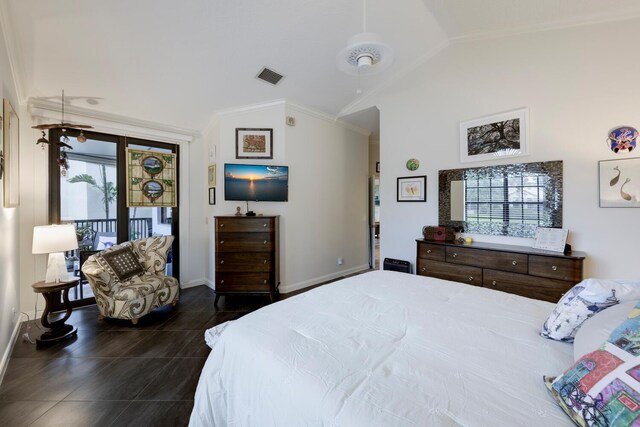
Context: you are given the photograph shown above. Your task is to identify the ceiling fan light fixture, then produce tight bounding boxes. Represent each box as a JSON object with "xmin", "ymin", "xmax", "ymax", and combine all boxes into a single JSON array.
[{"xmin": 77, "ymin": 130, "xmax": 87, "ymax": 143}]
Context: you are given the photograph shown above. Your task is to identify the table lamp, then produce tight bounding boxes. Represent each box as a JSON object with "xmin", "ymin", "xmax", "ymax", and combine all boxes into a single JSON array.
[{"xmin": 32, "ymin": 224, "xmax": 79, "ymax": 283}]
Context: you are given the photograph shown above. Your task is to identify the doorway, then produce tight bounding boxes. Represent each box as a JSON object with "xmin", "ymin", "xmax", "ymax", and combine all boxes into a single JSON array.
[{"xmin": 48, "ymin": 129, "xmax": 179, "ymax": 309}]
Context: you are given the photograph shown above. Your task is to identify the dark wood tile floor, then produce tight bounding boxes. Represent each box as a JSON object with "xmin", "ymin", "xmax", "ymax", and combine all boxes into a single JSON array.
[{"xmin": 0, "ymin": 286, "xmax": 273, "ymax": 427}]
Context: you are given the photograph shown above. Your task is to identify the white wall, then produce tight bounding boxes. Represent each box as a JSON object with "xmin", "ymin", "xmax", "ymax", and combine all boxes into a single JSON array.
[
  {"xmin": 0, "ymin": 16, "xmax": 21, "ymax": 382},
  {"xmin": 366, "ymin": 20, "xmax": 640, "ymax": 279},
  {"xmin": 204, "ymin": 101, "xmax": 370, "ymax": 293}
]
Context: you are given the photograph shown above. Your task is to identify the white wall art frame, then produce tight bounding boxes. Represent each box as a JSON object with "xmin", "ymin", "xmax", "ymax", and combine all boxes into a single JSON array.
[{"xmin": 460, "ymin": 108, "xmax": 529, "ymax": 163}]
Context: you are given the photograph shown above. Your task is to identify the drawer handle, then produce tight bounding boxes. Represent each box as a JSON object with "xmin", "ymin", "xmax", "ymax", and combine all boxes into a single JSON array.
[
  {"xmin": 263, "ymin": 240, "xmax": 267, "ymax": 244},
  {"xmin": 452, "ymin": 253, "xmax": 458, "ymax": 258},
  {"xmin": 220, "ymin": 280, "xmax": 224, "ymax": 284},
  {"xmin": 492, "ymin": 280, "xmax": 497, "ymax": 286},
  {"xmin": 220, "ymin": 240, "xmax": 224, "ymax": 244},
  {"xmin": 552, "ymin": 266, "xmax": 558, "ymax": 271},
  {"xmin": 220, "ymin": 223, "xmax": 224, "ymax": 227},
  {"xmin": 263, "ymin": 280, "xmax": 267, "ymax": 284},
  {"xmin": 426, "ymin": 249, "xmax": 432, "ymax": 254},
  {"xmin": 263, "ymin": 223, "xmax": 267, "ymax": 227},
  {"xmin": 220, "ymin": 260, "xmax": 224, "ymax": 264},
  {"xmin": 263, "ymin": 260, "xmax": 267, "ymax": 264},
  {"xmin": 512, "ymin": 260, "xmax": 517, "ymax": 266},
  {"xmin": 468, "ymin": 276, "xmax": 473, "ymax": 281},
  {"xmin": 421, "ymin": 267, "xmax": 426, "ymax": 272}
]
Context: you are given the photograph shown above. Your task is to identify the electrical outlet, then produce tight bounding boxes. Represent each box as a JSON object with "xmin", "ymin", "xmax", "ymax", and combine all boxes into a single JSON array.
[
  {"xmin": 337, "ymin": 257, "xmax": 344, "ymax": 265},
  {"xmin": 11, "ymin": 307, "xmax": 16, "ymax": 321}
]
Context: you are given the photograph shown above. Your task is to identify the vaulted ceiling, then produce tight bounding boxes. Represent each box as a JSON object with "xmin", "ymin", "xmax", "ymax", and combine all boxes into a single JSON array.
[{"xmin": 2, "ymin": 0, "xmax": 639, "ymax": 133}]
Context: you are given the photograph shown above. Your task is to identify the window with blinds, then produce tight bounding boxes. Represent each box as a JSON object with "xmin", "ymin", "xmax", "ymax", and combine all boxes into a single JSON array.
[{"xmin": 464, "ymin": 174, "xmax": 547, "ymax": 224}]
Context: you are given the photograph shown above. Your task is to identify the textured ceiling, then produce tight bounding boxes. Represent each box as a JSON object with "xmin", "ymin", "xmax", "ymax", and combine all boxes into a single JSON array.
[{"xmin": 2, "ymin": 0, "xmax": 639, "ymax": 133}]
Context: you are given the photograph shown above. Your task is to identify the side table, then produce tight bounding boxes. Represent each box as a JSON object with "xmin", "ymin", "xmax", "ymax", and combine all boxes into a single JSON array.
[{"xmin": 31, "ymin": 279, "xmax": 79, "ymax": 345}]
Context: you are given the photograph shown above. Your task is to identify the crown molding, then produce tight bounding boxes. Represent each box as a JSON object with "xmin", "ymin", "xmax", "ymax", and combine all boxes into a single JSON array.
[
  {"xmin": 0, "ymin": 1, "xmax": 25, "ymax": 103},
  {"xmin": 285, "ymin": 101, "xmax": 370, "ymax": 137},
  {"xmin": 28, "ymin": 98, "xmax": 200, "ymax": 143}
]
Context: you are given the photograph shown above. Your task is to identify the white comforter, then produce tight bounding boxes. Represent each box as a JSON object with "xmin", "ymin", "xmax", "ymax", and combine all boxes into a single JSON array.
[{"xmin": 190, "ymin": 270, "xmax": 573, "ymax": 426}]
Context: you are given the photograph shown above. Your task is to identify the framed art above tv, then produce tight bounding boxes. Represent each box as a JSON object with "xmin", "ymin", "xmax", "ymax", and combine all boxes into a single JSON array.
[{"xmin": 224, "ymin": 163, "xmax": 288, "ymax": 202}]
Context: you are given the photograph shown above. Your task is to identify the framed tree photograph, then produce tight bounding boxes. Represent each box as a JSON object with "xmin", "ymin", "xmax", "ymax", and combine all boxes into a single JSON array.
[
  {"xmin": 599, "ymin": 158, "xmax": 640, "ymax": 208},
  {"xmin": 236, "ymin": 128, "xmax": 273, "ymax": 159},
  {"xmin": 397, "ymin": 175, "xmax": 426, "ymax": 202},
  {"xmin": 460, "ymin": 108, "xmax": 529, "ymax": 163}
]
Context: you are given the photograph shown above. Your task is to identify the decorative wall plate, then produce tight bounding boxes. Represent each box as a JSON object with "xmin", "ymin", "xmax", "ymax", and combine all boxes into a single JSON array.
[
  {"xmin": 142, "ymin": 155, "xmax": 164, "ymax": 176},
  {"xmin": 608, "ymin": 126, "xmax": 637, "ymax": 153},
  {"xmin": 142, "ymin": 180, "xmax": 164, "ymax": 202},
  {"xmin": 406, "ymin": 158, "xmax": 420, "ymax": 171}
]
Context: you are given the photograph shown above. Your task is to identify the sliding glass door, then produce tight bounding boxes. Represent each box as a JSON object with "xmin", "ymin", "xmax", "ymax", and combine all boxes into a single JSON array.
[{"xmin": 48, "ymin": 129, "xmax": 179, "ymax": 310}]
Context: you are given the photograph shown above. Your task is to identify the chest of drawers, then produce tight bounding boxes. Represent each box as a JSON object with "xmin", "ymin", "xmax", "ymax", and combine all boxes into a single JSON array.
[
  {"xmin": 214, "ymin": 216, "xmax": 280, "ymax": 304},
  {"xmin": 416, "ymin": 239, "xmax": 586, "ymax": 302}
]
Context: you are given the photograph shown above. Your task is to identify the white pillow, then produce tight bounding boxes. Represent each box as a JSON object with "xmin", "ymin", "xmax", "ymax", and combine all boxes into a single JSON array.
[
  {"xmin": 573, "ymin": 300, "xmax": 639, "ymax": 361},
  {"xmin": 540, "ymin": 278, "xmax": 640, "ymax": 342}
]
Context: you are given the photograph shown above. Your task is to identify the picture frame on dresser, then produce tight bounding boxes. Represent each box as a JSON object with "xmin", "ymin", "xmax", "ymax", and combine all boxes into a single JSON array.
[{"xmin": 599, "ymin": 158, "xmax": 640, "ymax": 208}]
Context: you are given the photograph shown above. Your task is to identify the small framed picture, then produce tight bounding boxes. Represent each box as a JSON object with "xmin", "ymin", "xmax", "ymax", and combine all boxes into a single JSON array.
[
  {"xmin": 460, "ymin": 108, "xmax": 529, "ymax": 163},
  {"xmin": 208, "ymin": 187, "xmax": 216, "ymax": 205},
  {"xmin": 208, "ymin": 164, "xmax": 216, "ymax": 187},
  {"xmin": 397, "ymin": 175, "xmax": 426, "ymax": 202},
  {"xmin": 376, "ymin": 162, "xmax": 380, "ymax": 174},
  {"xmin": 236, "ymin": 128, "xmax": 273, "ymax": 159}
]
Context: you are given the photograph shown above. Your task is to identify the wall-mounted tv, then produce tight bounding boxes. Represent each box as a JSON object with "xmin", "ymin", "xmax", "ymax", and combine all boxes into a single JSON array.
[{"xmin": 224, "ymin": 164, "xmax": 289, "ymax": 202}]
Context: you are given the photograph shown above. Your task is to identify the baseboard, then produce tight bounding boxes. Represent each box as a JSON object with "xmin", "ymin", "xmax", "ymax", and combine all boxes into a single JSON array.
[
  {"xmin": 181, "ymin": 278, "xmax": 207, "ymax": 289},
  {"xmin": 279, "ymin": 264, "xmax": 370, "ymax": 294},
  {"xmin": 0, "ymin": 314, "xmax": 24, "ymax": 387}
]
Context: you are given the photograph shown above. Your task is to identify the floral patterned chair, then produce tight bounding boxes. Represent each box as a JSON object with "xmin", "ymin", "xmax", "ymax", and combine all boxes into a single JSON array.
[{"xmin": 81, "ymin": 235, "xmax": 179, "ymax": 325}]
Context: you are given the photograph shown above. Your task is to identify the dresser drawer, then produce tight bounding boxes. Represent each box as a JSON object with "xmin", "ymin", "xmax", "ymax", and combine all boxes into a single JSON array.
[
  {"xmin": 216, "ymin": 217, "xmax": 275, "ymax": 233},
  {"xmin": 216, "ymin": 232, "xmax": 274, "ymax": 252},
  {"xmin": 483, "ymin": 269, "xmax": 573, "ymax": 302},
  {"xmin": 216, "ymin": 273, "xmax": 274, "ymax": 292},
  {"xmin": 417, "ymin": 242, "xmax": 445, "ymax": 261},
  {"xmin": 446, "ymin": 246, "xmax": 528, "ymax": 274},
  {"xmin": 216, "ymin": 253, "xmax": 273, "ymax": 272},
  {"xmin": 417, "ymin": 259, "xmax": 482, "ymax": 287},
  {"xmin": 529, "ymin": 255, "xmax": 583, "ymax": 282}
]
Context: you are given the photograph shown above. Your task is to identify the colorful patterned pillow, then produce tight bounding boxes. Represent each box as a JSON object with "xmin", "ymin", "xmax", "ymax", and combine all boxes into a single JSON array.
[
  {"xmin": 541, "ymin": 278, "xmax": 640, "ymax": 342},
  {"xmin": 95, "ymin": 246, "xmax": 144, "ymax": 282},
  {"xmin": 544, "ymin": 301, "xmax": 640, "ymax": 426}
]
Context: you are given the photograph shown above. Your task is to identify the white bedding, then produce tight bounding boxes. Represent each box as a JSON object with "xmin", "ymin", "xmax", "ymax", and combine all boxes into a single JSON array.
[{"xmin": 190, "ymin": 270, "xmax": 573, "ymax": 426}]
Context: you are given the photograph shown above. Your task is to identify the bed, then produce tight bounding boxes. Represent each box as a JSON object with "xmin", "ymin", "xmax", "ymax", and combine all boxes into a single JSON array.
[{"xmin": 190, "ymin": 270, "xmax": 573, "ymax": 426}]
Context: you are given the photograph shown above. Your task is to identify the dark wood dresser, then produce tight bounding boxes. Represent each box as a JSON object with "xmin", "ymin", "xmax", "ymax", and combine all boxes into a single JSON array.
[
  {"xmin": 214, "ymin": 216, "xmax": 280, "ymax": 304},
  {"xmin": 416, "ymin": 239, "xmax": 586, "ymax": 302}
]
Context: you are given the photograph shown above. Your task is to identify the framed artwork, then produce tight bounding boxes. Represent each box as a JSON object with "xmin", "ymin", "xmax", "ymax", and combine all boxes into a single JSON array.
[
  {"xmin": 236, "ymin": 128, "xmax": 273, "ymax": 159},
  {"xmin": 3, "ymin": 99, "xmax": 19, "ymax": 207},
  {"xmin": 599, "ymin": 158, "xmax": 640, "ymax": 207},
  {"xmin": 208, "ymin": 164, "xmax": 216, "ymax": 186},
  {"xmin": 126, "ymin": 148, "xmax": 177, "ymax": 207},
  {"xmin": 376, "ymin": 162, "xmax": 380, "ymax": 174},
  {"xmin": 397, "ymin": 175, "xmax": 426, "ymax": 202},
  {"xmin": 460, "ymin": 108, "xmax": 529, "ymax": 163},
  {"xmin": 209, "ymin": 187, "xmax": 216, "ymax": 205}
]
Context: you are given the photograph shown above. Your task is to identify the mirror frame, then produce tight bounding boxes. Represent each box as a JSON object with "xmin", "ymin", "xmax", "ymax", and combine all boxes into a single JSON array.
[{"xmin": 438, "ymin": 160, "xmax": 563, "ymax": 238}]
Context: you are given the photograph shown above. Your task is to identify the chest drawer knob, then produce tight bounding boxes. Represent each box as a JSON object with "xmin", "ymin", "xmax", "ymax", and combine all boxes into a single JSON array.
[
  {"xmin": 263, "ymin": 240, "xmax": 268, "ymax": 244},
  {"xmin": 421, "ymin": 267, "xmax": 426, "ymax": 272},
  {"xmin": 220, "ymin": 280, "xmax": 224, "ymax": 284},
  {"xmin": 263, "ymin": 223, "xmax": 267, "ymax": 228},
  {"xmin": 452, "ymin": 253, "xmax": 458, "ymax": 258},
  {"xmin": 220, "ymin": 260, "xmax": 224, "ymax": 264},
  {"xmin": 220, "ymin": 240, "xmax": 224, "ymax": 244},
  {"xmin": 220, "ymin": 223, "xmax": 224, "ymax": 228},
  {"xmin": 552, "ymin": 265, "xmax": 558, "ymax": 271},
  {"xmin": 512, "ymin": 260, "xmax": 518, "ymax": 266},
  {"xmin": 492, "ymin": 280, "xmax": 497, "ymax": 286},
  {"xmin": 426, "ymin": 249, "xmax": 432, "ymax": 254},
  {"xmin": 263, "ymin": 260, "xmax": 267, "ymax": 264},
  {"xmin": 263, "ymin": 279, "xmax": 267, "ymax": 284},
  {"xmin": 468, "ymin": 276, "xmax": 474, "ymax": 282}
]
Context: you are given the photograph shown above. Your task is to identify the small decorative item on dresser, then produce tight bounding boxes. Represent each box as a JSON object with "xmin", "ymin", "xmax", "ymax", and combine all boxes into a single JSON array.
[{"xmin": 422, "ymin": 226, "xmax": 456, "ymax": 242}]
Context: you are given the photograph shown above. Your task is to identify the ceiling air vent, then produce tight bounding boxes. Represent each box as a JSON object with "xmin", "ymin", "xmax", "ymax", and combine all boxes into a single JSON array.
[{"xmin": 256, "ymin": 67, "xmax": 285, "ymax": 86}]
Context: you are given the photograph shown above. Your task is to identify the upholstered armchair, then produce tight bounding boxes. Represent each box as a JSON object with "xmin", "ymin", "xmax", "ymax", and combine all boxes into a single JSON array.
[{"xmin": 81, "ymin": 235, "xmax": 179, "ymax": 325}]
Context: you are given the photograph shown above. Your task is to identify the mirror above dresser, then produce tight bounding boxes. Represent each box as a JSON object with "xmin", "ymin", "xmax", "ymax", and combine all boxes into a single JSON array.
[{"xmin": 438, "ymin": 160, "xmax": 563, "ymax": 238}]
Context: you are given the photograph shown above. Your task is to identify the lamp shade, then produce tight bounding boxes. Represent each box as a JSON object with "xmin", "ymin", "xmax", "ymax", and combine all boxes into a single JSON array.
[{"xmin": 32, "ymin": 224, "xmax": 79, "ymax": 254}]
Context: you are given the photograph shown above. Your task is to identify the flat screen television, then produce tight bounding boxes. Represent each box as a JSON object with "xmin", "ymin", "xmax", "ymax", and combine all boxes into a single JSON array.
[{"xmin": 224, "ymin": 164, "xmax": 289, "ymax": 202}]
